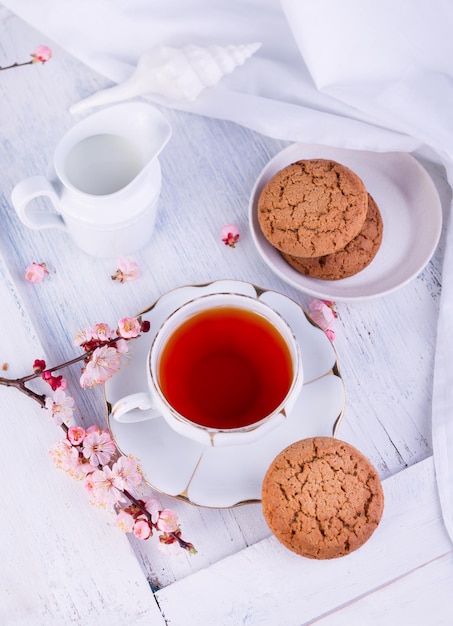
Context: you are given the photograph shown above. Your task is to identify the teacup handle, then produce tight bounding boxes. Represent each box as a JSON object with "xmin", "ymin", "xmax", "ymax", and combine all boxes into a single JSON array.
[
  {"xmin": 11, "ymin": 175, "xmax": 66, "ymax": 231},
  {"xmin": 111, "ymin": 392, "xmax": 163, "ymax": 423}
]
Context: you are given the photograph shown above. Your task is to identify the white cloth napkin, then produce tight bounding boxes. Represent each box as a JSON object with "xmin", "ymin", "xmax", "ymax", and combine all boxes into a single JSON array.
[
  {"xmin": 281, "ymin": 0, "xmax": 453, "ymax": 543},
  {"xmin": 5, "ymin": 0, "xmax": 419, "ymax": 150},
  {"xmin": 5, "ymin": 0, "xmax": 453, "ymax": 540}
]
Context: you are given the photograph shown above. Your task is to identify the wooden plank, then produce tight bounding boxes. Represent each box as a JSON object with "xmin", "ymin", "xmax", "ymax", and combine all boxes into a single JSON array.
[
  {"xmin": 312, "ymin": 552, "xmax": 453, "ymax": 624},
  {"xmin": 155, "ymin": 456, "xmax": 452, "ymax": 625},
  {"xmin": 0, "ymin": 257, "xmax": 164, "ymax": 626}
]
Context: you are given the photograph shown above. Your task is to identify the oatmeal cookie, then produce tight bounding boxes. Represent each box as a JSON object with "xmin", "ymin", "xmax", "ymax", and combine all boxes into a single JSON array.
[
  {"xmin": 282, "ymin": 194, "xmax": 383, "ymax": 280},
  {"xmin": 261, "ymin": 437, "xmax": 384, "ymax": 559},
  {"xmin": 257, "ymin": 159, "xmax": 368, "ymax": 257}
]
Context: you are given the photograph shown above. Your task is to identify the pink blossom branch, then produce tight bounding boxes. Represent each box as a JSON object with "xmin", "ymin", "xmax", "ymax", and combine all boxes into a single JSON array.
[
  {"xmin": 122, "ymin": 489, "xmax": 196, "ymax": 553},
  {"xmin": 0, "ymin": 46, "xmax": 52, "ymax": 72},
  {"xmin": 2, "ymin": 335, "xmax": 125, "ymax": 387},
  {"xmin": 0, "ymin": 334, "xmax": 130, "ymax": 437},
  {"xmin": 0, "ymin": 60, "xmax": 34, "ymax": 71},
  {"xmin": 0, "ymin": 316, "xmax": 195, "ymax": 553},
  {"xmin": 20, "ymin": 352, "xmax": 89, "ymax": 383},
  {"xmin": 0, "ymin": 376, "xmax": 47, "ymax": 407},
  {"xmin": 0, "ymin": 348, "xmax": 95, "ymax": 407}
]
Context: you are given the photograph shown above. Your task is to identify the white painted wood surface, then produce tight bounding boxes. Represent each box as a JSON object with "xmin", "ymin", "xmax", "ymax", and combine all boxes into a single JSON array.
[
  {"xmin": 0, "ymin": 256, "xmax": 164, "ymax": 626},
  {"xmin": 154, "ymin": 457, "xmax": 452, "ymax": 625},
  {"xmin": 0, "ymin": 5, "xmax": 452, "ymax": 624}
]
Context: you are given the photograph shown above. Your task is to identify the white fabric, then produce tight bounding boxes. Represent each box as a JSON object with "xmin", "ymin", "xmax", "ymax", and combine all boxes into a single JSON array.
[
  {"xmin": 4, "ymin": 0, "xmax": 453, "ymax": 540},
  {"xmin": 6, "ymin": 0, "xmax": 419, "ymax": 150}
]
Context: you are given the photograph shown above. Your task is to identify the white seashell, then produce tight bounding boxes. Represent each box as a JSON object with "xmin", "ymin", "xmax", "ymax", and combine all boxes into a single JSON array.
[{"xmin": 70, "ymin": 42, "xmax": 261, "ymax": 115}]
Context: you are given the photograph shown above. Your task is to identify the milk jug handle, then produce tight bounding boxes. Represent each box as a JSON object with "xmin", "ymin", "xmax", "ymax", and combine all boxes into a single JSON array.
[{"xmin": 11, "ymin": 175, "xmax": 66, "ymax": 231}]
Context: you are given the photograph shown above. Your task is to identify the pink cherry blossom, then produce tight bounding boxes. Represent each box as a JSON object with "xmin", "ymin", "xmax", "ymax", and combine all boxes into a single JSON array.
[
  {"xmin": 25, "ymin": 262, "xmax": 49, "ymax": 283},
  {"xmin": 133, "ymin": 520, "xmax": 151, "ymax": 540},
  {"xmin": 50, "ymin": 436, "xmax": 98, "ymax": 479},
  {"xmin": 44, "ymin": 390, "xmax": 75, "ymax": 426},
  {"xmin": 72, "ymin": 328, "xmax": 94, "ymax": 347},
  {"xmin": 118, "ymin": 317, "xmax": 141, "ymax": 339},
  {"xmin": 321, "ymin": 300, "xmax": 337, "ymax": 312},
  {"xmin": 31, "ymin": 45, "xmax": 52, "ymax": 64},
  {"xmin": 115, "ymin": 509, "xmax": 136, "ymax": 533},
  {"xmin": 114, "ymin": 338, "xmax": 129, "ymax": 354},
  {"xmin": 82, "ymin": 429, "xmax": 116, "ymax": 466},
  {"xmin": 86, "ymin": 424, "xmax": 101, "ymax": 435},
  {"xmin": 157, "ymin": 509, "xmax": 179, "ymax": 533},
  {"xmin": 67, "ymin": 425, "xmax": 86, "ymax": 446},
  {"xmin": 49, "ymin": 439, "xmax": 80, "ymax": 474},
  {"xmin": 88, "ymin": 467, "xmax": 125, "ymax": 507},
  {"xmin": 72, "ymin": 459, "xmax": 98, "ymax": 480},
  {"xmin": 110, "ymin": 455, "xmax": 142, "ymax": 493},
  {"xmin": 80, "ymin": 345, "xmax": 121, "ymax": 387},
  {"xmin": 84, "ymin": 472, "xmax": 96, "ymax": 496},
  {"xmin": 144, "ymin": 496, "xmax": 162, "ymax": 525},
  {"xmin": 111, "ymin": 257, "xmax": 139, "ymax": 283},
  {"xmin": 79, "ymin": 362, "xmax": 104, "ymax": 389},
  {"xmin": 221, "ymin": 224, "xmax": 240, "ymax": 248},
  {"xmin": 92, "ymin": 323, "xmax": 116, "ymax": 342},
  {"xmin": 308, "ymin": 299, "xmax": 338, "ymax": 341}
]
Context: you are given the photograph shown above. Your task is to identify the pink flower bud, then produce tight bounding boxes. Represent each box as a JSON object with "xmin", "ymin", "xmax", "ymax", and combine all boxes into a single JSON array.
[
  {"xmin": 157, "ymin": 509, "xmax": 179, "ymax": 533},
  {"xmin": 33, "ymin": 359, "xmax": 46, "ymax": 372},
  {"xmin": 133, "ymin": 520, "xmax": 151, "ymax": 540},
  {"xmin": 25, "ymin": 262, "xmax": 49, "ymax": 283},
  {"xmin": 221, "ymin": 224, "xmax": 240, "ymax": 248},
  {"xmin": 116, "ymin": 509, "xmax": 135, "ymax": 533},
  {"xmin": 67, "ymin": 426, "xmax": 86, "ymax": 446},
  {"xmin": 308, "ymin": 299, "xmax": 338, "ymax": 341},
  {"xmin": 31, "ymin": 45, "xmax": 52, "ymax": 64},
  {"xmin": 42, "ymin": 372, "xmax": 65, "ymax": 391},
  {"xmin": 111, "ymin": 257, "xmax": 139, "ymax": 283}
]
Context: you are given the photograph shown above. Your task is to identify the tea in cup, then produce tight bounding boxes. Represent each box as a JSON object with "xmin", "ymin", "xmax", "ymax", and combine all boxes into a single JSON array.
[{"xmin": 111, "ymin": 292, "xmax": 303, "ymax": 446}]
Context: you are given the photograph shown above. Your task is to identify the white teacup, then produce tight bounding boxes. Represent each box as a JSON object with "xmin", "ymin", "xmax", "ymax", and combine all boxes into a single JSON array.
[
  {"xmin": 11, "ymin": 102, "xmax": 171, "ymax": 258},
  {"xmin": 111, "ymin": 292, "xmax": 303, "ymax": 447}
]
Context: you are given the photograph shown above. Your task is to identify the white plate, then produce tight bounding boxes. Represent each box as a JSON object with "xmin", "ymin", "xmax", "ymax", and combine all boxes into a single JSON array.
[
  {"xmin": 105, "ymin": 280, "xmax": 345, "ymax": 508},
  {"xmin": 249, "ymin": 143, "xmax": 442, "ymax": 301}
]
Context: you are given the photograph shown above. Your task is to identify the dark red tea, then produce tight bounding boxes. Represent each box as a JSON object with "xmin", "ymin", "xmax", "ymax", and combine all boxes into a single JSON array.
[{"xmin": 157, "ymin": 306, "xmax": 293, "ymax": 429}]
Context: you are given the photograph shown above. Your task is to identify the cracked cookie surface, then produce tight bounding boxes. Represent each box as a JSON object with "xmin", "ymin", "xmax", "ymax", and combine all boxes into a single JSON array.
[
  {"xmin": 282, "ymin": 194, "xmax": 383, "ymax": 280},
  {"xmin": 261, "ymin": 437, "xmax": 384, "ymax": 559},
  {"xmin": 257, "ymin": 159, "xmax": 368, "ymax": 257}
]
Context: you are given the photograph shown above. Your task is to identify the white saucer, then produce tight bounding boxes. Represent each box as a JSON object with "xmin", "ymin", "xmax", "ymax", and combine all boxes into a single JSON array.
[
  {"xmin": 249, "ymin": 143, "xmax": 442, "ymax": 301},
  {"xmin": 105, "ymin": 280, "xmax": 345, "ymax": 508}
]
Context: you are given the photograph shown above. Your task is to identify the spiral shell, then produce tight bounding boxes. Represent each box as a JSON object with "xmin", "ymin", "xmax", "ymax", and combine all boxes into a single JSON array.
[
  {"xmin": 179, "ymin": 43, "xmax": 261, "ymax": 90},
  {"xmin": 70, "ymin": 42, "xmax": 261, "ymax": 114}
]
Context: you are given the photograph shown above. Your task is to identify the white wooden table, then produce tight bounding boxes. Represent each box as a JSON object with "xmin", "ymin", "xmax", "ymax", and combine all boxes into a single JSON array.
[{"xmin": 0, "ymin": 6, "xmax": 452, "ymax": 625}]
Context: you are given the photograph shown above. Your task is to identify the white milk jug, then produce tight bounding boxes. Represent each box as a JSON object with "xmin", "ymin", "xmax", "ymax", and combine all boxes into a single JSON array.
[{"xmin": 11, "ymin": 102, "xmax": 172, "ymax": 257}]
